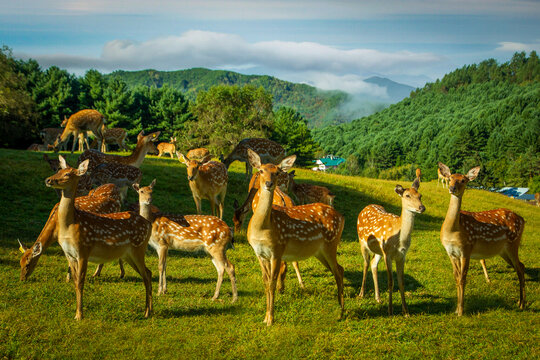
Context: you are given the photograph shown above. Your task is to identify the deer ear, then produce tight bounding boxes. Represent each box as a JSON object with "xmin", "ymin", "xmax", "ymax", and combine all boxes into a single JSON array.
[
  {"xmin": 412, "ymin": 177, "xmax": 420, "ymax": 191},
  {"xmin": 137, "ymin": 131, "xmax": 145, "ymax": 141},
  {"xmin": 289, "ymin": 170, "xmax": 296, "ymax": 177},
  {"xmin": 177, "ymin": 152, "xmax": 189, "ymax": 165},
  {"xmin": 395, "ymin": 185, "xmax": 405, "ymax": 196},
  {"xmin": 149, "ymin": 178, "xmax": 157, "ymax": 189},
  {"xmin": 18, "ymin": 239, "xmax": 28, "ymax": 253},
  {"xmin": 438, "ymin": 162, "xmax": 451, "ymax": 178},
  {"xmin": 58, "ymin": 155, "xmax": 68, "ymax": 169},
  {"xmin": 247, "ymin": 149, "xmax": 262, "ymax": 169},
  {"xmin": 201, "ymin": 154, "xmax": 213, "ymax": 164},
  {"xmin": 32, "ymin": 242, "xmax": 42, "ymax": 257},
  {"xmin": 279, "ymin": 155, "xmax": 296, "ymax": 172},
  {"xmin": 466, "ymin": 166, "xmax": 481, "ymax": 181},
  {"xmin": 132, "ymin": 183, "xmax": 140, "ymax": 193},
  {"xmin": 77, "ymin": 159, "xmax": 89, "ymax": 176}
]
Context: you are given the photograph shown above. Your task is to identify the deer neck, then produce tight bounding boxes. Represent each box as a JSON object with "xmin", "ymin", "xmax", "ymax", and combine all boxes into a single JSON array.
[
  {"xmin": 442, "ymin": 194, "xmax": 462, "ymax": 233},
  {"xmin": 57, "ymin": 182, "xmax": 78, "ymax": 231},
  {"xmin": 126, "ymin": 142, "xmax": 149, "ymax": 167},
  {"xmin": 398, "ymin": 208, "xmax": 416, "ymax": 249},
  {"xmin": 139, "ymin": 201, "xmax": 155, "ymax": 223},
  {"xmin": 251, "ymin": 186, "xmax": 274, "ymax": 229},
  {"xmin": 35, "ymin": 204, "xmax": 60, "ymax": 249}
]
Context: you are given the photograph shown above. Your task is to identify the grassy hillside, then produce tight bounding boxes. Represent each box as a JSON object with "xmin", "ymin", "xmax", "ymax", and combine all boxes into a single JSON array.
[
  {"xmin": 0, "ymin": 149, "xmax": 538, "ymax": 359},
  {"xmin": 107, "ymin": 68, "xmax": 349, "ymax": 128}
]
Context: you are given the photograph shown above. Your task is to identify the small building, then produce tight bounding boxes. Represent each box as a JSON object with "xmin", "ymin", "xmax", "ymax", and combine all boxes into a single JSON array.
[
  {"xmin": 497, "ymin": 187, "xmax": 536, "ymax": 201},
  {"xmin": 313, "ymin": 155, "xmax": 345, "ymax": 171}
]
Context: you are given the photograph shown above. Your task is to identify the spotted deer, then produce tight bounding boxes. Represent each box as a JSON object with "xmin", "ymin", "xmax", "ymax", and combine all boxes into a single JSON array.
[
  {"xmin": 78, "ymin": 131, "xmax": 160, "ymax": 173},
  {"xmin": 438, "ymin": 167, "xmax": 449, "ymax": 188},
  {"xmin": 246, "ymin": 149, "xmax": 345, "ymax": 325},
  {"xmin": 187, "ymin": 148, "xmax": 210, "ymax": 161},
  {"xmin": 157, "ymin": 137, "xmax": 177, "ymax": 158},
  {"xmin": 221, "ymin": 138, "xmax": 286, "ymax": 180},
  {"xmin": 44, "ymin": 156, "xmax": 153, "ymax": 320},
  {"xmin": 53, "ymin": 110, "xmax": 106, "ymax": 153},
  {"xmin": 90, "ymin": 127, "xmax": 129, "ymax": 152},
  {"xmin": 438, "ymin": 162, "xmax": 526, "ymax": 315},
  {"xmin": 44, "ymin": 154, "xmax": 93, "ymax": 198},
  {"xmin": 19, "ymin": 184, "xmax": 124, "ymax": 281},
  {"xmin": 357, "ymin": 177, "xmax": 425, "ymax": 315},
  {"xmin": 288, "ymin": 171, "xmax": 335, "ymax": 206},
  {"xmin": 90, "ymin": 162, "xmax": 143, "ymax": 202},
  {"xmin": 40, "ymin": 128, "xmax": 65, "ymax": 151},
  {"xmin": 415, "ymin": 168, "xmax": 422, "ymax": 182},
  {"xmin": 134, "ymin": 179, "xmax": 237, "ymax": 300},
  {"xmin": 233, "ymin": 171, "xmax": 305, "ymax": 291},
  {"xmin": 177, "ymin": 152, "xmax": 228, "ymax": 219}
]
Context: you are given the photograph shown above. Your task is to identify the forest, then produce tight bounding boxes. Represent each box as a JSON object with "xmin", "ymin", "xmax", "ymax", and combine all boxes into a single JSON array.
[{"xmin": 313, "ymin": 52, "xmax": 540, "ymax": 190}]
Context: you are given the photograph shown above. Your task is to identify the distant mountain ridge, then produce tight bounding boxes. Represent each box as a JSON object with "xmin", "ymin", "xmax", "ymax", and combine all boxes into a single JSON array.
[{"xmin": 364, "ymin": 76, "xmax": 416, "ymax": 103}]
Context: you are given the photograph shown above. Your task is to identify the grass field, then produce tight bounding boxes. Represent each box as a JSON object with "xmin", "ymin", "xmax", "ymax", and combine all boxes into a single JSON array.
[{"xmin": 0, "ymin": 149, "xmax": 538, "ymax": 359}]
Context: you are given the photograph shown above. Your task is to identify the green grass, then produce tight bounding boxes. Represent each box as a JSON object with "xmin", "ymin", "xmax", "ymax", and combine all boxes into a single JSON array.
[{"xmin": 0, "ymin": 148, "xmax": 538, "ymax": 359}]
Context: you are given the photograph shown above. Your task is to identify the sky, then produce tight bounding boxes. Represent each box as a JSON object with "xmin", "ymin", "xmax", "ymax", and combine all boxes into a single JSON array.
[{"xmin": 1, "ymin": 0, "xmax": 539, "ymax": 97}]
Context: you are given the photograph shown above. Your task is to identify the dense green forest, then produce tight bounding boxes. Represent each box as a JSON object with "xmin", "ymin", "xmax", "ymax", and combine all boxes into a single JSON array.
[
  {"xmin": 314, "ymin": 52, "xmax": 540, "ymax": 190},
  {"xmin": 108, "ymin": 68, "xmax": 350, "ymax": 128}
]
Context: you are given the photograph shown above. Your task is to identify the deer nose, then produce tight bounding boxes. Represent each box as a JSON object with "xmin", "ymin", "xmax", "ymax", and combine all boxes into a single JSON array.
[
  {"xmin": 419, "ymin": 205, "xmax": 426, "ymax": 213},
  {"xmin": 265, "ymin": 181, "xmax": 274, "ymax": 188},
  {"xmin": 188, "ymin": 175, "xmax": 195, "ymax": 181},
  {"xmin": 45, "ymin": 178, "xmax": 53, "ymax": 187},
  {"xmin": 449, "ymin": 185, "xmax": 455, "ymax": 193}
]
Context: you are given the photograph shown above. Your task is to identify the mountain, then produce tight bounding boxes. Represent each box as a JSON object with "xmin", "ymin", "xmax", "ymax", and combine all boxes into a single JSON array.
[{"xmin": 364, "ymin": 76, "xmax": 416, "ymax": 103}]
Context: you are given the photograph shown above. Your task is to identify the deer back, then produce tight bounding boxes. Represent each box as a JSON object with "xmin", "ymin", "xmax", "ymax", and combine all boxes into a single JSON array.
[{"xmin": 357, "ymin": 204, "xmax": 400, "ymax": 243}]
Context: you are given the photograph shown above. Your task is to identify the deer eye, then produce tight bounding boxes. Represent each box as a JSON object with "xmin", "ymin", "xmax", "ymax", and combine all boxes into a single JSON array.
[{"xmin": 405, "ymin": 194, "xmax": 410, "ymax": 198}]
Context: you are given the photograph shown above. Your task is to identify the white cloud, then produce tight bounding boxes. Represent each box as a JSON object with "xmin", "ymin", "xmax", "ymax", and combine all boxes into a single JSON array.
[{"xmin": 496, "ymin": 41, "xmax": 540, "ymax": 52}]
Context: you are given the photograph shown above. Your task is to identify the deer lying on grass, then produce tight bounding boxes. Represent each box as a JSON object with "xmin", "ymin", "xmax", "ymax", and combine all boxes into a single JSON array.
[
  {"xmin": 246, "ymin": 149, "xmax": 345, "ymax": 325},
  {"xmin": 233, "ymin": 171, "xmax": 305, "ymax": 291},
  {"xmin": 134, "ymin": 179, "xmax": 237, "ymax": 300},
  {"xmin": 19, "ymin": 184, "xmax": 125, "ymax": 281},
  {"xmin": 288, "ymin": 170, "xmax": 335, "ymax": 206},
  {"xmin": 357, "ymin": 177, "xmax": 425, "ymax": 315},
  {"xmin": 44, "ymin": 156, "xmax": 153, "ymax": 320},
  {"xmin": 157, "ymin": 137, "xmax": 177, "ymax": 158},
  {"xmin": 53, "ymin": 110, "xmax": 106, "ymax": 153},
  {"xmin": 438, "ymin": 162, "xmax": 526, "ymax": 315},
  {"xmin": 221, "ymin": 138, "xmax": 285, "ymax": 180},
  {"xmin": 177, "ymin": 152, "xmax": 228, "ymax": 219},
  {"xmin": 187, "ymin": 148, "xmax": 210, "ymax": 161}
]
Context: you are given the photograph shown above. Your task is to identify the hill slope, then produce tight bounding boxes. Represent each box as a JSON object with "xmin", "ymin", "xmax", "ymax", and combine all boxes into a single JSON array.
[{"xmin": 364, "ymin": 76, "xmax": 416, "ymax": 102}]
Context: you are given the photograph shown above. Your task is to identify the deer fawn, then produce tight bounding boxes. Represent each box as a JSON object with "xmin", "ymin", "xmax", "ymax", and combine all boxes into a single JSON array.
[
  {"xmin": 177, "ymin": 152, "xmax": 228, "ymax": 219},
  {"xmin": 357, "ymin": 177, "xmax": 425, "ymax": 315},
  {"xmin": 19, "ymin": 184, "xmax": 125, "ymax": 281},
  {"xmin": 288, "ymin": 170, "xmax": 335, "ymax": 206},
  {"xmin": 221, "ymin": 138, "xmax": 286, "ymax": 181},
  {"xmin": 438, "ymin": 167, "xmax": 449, "ymax": 188},
  {"xmin": 415, "ymin": 168, "xmax": 422, "ymax": 182},
  {"xmin": 44, "ymin": 156, "xmax": 153, "ymax": 320},
  {"xmin": 187, "ymin": 148, "xmax": 211, "ymax": 161},
  {"xmin": 157, "ymin": 137, "xmax": 177, "ymax": 158},
  {"xmin": 134, "ymin": 179, "xmax": 237, "ymax": 300},
  {"xmin": 53, "ymin": 110, "xmax": 106, "ymax": 153},
  {"xmin": 438, "ymin": 162, "xmax": 526, "ymax": 315},
  {"xmin": 246, "ymin": 149, "xmax": 345, "ymax": 325}
]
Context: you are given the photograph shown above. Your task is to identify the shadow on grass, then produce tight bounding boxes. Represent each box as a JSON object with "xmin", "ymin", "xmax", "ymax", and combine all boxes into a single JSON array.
[
  {"xmin": 157, "ymin": 304, "xmax": 239, "ymax": 318},
  {"xmin": 343, "ymin": 269, "xmax": 424, "ymax": 295}
]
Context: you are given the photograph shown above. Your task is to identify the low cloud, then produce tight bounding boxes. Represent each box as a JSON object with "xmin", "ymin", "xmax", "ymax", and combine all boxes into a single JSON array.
[{"xmin": 496, "ymin": 41, "xmax": 540, "ymax": 52}]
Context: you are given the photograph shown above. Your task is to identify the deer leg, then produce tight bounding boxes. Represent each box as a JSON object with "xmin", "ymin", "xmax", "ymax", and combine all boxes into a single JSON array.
[
  {"xmin": 74, "ymin": 258, "xmax": 88, "ymax": 321},
  {"xmin": 210, "ymin": 257, "xmax": 225, "ymax": 301},
  {"xmin": 210, "ymin": 196, "xmax": 217, "ymax": 217},
  {"xmin": 358, "ymin": 243, "xmax": 370, "ymax": 298},
  {"xmin": 316, "ymin": 250, "xmax": 345, "ymax": 319},
  {"xmin": 480, "ymin": 259, "xmax": 490, "ymax": 283},
  {"xmin": 193, "ymin": 195, "xmax": 202, "ymax": 215},
  {"xmin": 395, "ymin": 257, "xmax": 409, "ymax": 316},
  {"xmin": 71, "ymin": 132, "xmax": 78, "ymax": 153},
  {"xmin": 257, "ymin": 257, "xmax": 272, "ymax": 324},
  {"xmin": 292, "ymin": 261, "xmax": 305, "ymax": 289},
  {"xmin": 92, "ymin": 264, "xmax": 104, "ymax": 277},
  {"xmin": 266, "ymin": 257, "xmax": 281, "ymax": 326},
  {"xmin": 157, "ymin": 246, "xmax": 168, "ymax": 295},
  {"xmin": 118, "ymin": 259, "xmax": 125, "ymax": 279},
  {"xmin": 383, "ymin": 253, "xmax": 394, "ymax": 315},
  {"xmin": 277, "ymin": 261, "xmax": 287, "ymax": 293},
  {"xmin": 457, "ymin": 256, "xmax": 470, "ymax": 316},
  {"xmin": 225, "ymin": 258, "xmax": 237, "ymax": 303},
  {"xmin": 83, "ymin": 133, "xmax": 91, "ymax": 152},
  {"xmin": 125, "ymin": 252, "xmax": 153, "ymax": 318},
  {"xmin": 502, "ymin": 249, "xmax": 526, "ymax": 309},
  {"xmin": 66, "ymin": 266, "xmax": 72, "ymax": 282},
  {"xmin": 371, "ymin": 254, "xmax": 382, "ymax": 303},
  {"xmin": 219, "ymin": 189, "xmax": 226, "ymax": 220}
]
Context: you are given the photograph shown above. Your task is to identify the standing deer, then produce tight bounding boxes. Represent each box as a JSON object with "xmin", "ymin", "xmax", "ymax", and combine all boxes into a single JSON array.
[
  {"xmin": 19, "ymin": 184, "xmax": 124, "ymax": 281},
  {"xmin": 44, "ymin": 156, "xmax": 153, "ymax": 320},
  {"xmin": 157, "ymin": 137, "xmax": 177, "ymax": 158},
  {"xmin": 220, "ymin": 138, "xmax": 285, "ymax": 180},
  {"xmin": 53, "ymin": 110, "xmax": 106, "ymax": 153},
  {"xmin": 415, "ymin": 168, "xmax": 422, "ymax": 182},
  {"xmin": 134, "ymin": 179, "xmax": 237, "ymax": 300},
  {"xmin": 246, "ymin": 149, "xmax": 345, "ymax": 325},
  {"xmin": 187, "ymin": 148, "xmax": 210, "ymax": 161},
  {"xmin": 288, "ymin": 171, "xmax": 335, "ymax": 206},
  {"xmin": 177, "ymin": 152, "xmax": 228, "ymax": 219},
  {"xmin": 90, "ymin": 127, "xmax": 129, "ymax": 152},
  {"xmin": 357, "ymin": 177, "xmax": 425, "ymax": 315},
  {"xmin": 438, "ymin": 162, "xmax": 526, "ymax": 315},
  {"xmin": 438, "ymin": 167, "xmax": 449, "ymax": 188}
]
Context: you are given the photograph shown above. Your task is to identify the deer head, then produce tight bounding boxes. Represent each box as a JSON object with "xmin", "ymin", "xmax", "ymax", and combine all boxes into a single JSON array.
[
  {"xmin": 247, "ymin": 149, "xmax": 296, "ymax": 192},
  {"xmin": 133, "ymin": 179, "xmax": 156, "ymax": 206},
  {"xmin": 438, "ymin": 162, "xmax": 480, "ymax": 197},
  {"xmin": 19, "ymin": 240, "xmax": 42, "ymax": 281},
  {"xmin": 394, "ymin": 177, "xmax": 425, "ymax": 214},
  {"xmin": 177, "ymin": 152, "xmax": 213, "ymax": 181},
  {"xmin": 137, "ymin": 131, "xmax": 161, "ymax": 155},
  {"xmin": 45, "ymin": 156, "xmax": 89, "ymax": 189}
]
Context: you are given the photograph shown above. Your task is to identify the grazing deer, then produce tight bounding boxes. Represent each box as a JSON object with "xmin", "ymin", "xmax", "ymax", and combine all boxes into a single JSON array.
[
  {"xmin": 157, "ymin": 137, "xmax": 177, "ymax": 158},
  {"xmin": 246, "ymin": 149, "xmax": 345, "ymax": 325},
  {"xmin": 438, "ymin": 167, "xmax": 449, "ymax": 188},
  {"xmin": 90, "ymin": 127, "xmax": 129, "ymax": 152},
  {"xmin": 415, "ymin": 168, "xmax": 422, "ymax": 182},
  {"xmin": 134, "ymin": 179, "xmax": 237, "ymax": 300},
  {"xmin": 233, "ymin": 171, "xmax": 305, "ymax": 291},
  {"xmin": 19, "ymin": 184, "xmax": 124, "ymax": 281},
  {"xmin": 220, "ymin": 138, "xmax": 286, "ymax": 180},
  {"xmin": 438, "ymin": 162, "xmax": 526, "ymax": 315},
  {"xmin": 288, "ymin": 171, "xmax": 335, "ymax": 206},
  {"xmin": 357, "ymin": 177, "xmax": 425, "ymax": 315},
  {"xmin": 40, "ymin": 128, "xmax": 65, "ymax": 151},
  {"xmin": 187, "ymin": 148, "xmax": 210, "ymax": 161},
  {"xmin": 44, "ymin": 156, "xmax": 153, "ymax": 320},
  {"xmin": 78, "ymin": 131, "xmax": 160, "ymax": 172},
  {"xmin": 177, "ymin": 152, "xmax": 228, "ymax": 219},
  {"xmin": 53, "ymin": 110, "xmax": 106, "ymax": 153},
  {"xmin": 90, "ymin": 162, "xmax": 143, "ymax": 202}
]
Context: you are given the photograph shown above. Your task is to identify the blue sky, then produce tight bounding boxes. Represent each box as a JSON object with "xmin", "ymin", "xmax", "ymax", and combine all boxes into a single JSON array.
[{"xmin": 1, "ymin": 0, "xmax": 539, "ymax": 95}]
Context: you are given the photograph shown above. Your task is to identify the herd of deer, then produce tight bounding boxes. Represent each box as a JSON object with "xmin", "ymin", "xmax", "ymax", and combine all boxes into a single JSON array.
[{"xmin": 19, "ymin": 109, "xmax": 528, "ymax": 325}]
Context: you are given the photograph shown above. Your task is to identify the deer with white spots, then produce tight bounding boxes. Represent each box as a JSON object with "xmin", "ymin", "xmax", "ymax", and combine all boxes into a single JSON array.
[
  {"xmin": 53, "ymin": 110, "xmax": 106, "ymax": 153},
  {"xmin": 288, "ymin": 170, "xmax": 335, "ymax": 206},
  {"xmin": 438, "ymin": 167, "xmax": 450, "ymax": 188},
  {"xmin": 357, "ymin": 177, "xmax": 425, "ymax": 316},
  {"xmin": 177, "ymin": 152, "xmax": 228, "ymax": 219},
  {"xmin": 157, "ymin": 137, "xmax": 177, "ymax": 158},
  {"xmin": 246, "ymin": 149, "xmax": 345, "ymax": 326},
  {"xmin": 78, "ymin": 131, "xmax": 160, "ymax": 173},
  {"xmin": 44, "ymin": 156, "xmax": 153, "ymax": 320},
  {"xmin": 90, "ymin": 162, "xmax": 143, "ymax": 202},
  {"xmin": 134, "ymin": 179, "xmax": 237, "ymax": 300},
  {"xmin": 438, "ymin": 162, "xmax": 526, "ymax": 315},
  {"xmin": 187, "ymin": 147, "xmax": 210, "ymax": 161},
  {"xmin": 220, "ymin": 138, "xmax": 286, "ymax": 181},
  {"xmin": 89, "ymin": 126, "xmax": 129, "ymax": 152},
  {"xmin": 233, "ymin": 171, "xmax": 305, "ymax": 291},
  {"xmin": 19, "ymin": 184, "xmax": 125, "ymax": 281}
]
